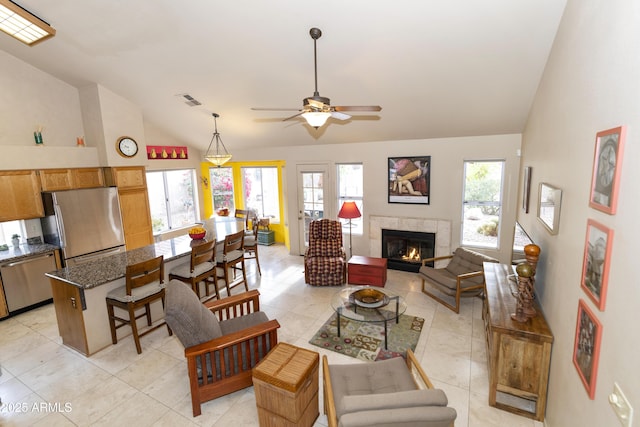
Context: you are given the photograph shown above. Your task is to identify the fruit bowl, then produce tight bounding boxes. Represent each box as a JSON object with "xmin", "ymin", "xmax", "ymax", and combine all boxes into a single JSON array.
[{"xmin": 189, "ymin": 232, "xmax": 206, "ymax": 240}]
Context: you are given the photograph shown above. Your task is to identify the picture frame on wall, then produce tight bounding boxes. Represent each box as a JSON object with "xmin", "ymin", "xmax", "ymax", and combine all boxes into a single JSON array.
[
  {"xmin": 523, "ymin": 166, "xmax": 532, "ymax": 213},
  {"xmin": 537, "ymin": 182, "xmax": 562, "ymax": 235},
  {"xmin": 388, "ymin": 156, "xmax": 431, "ymax": 205},
  {"xmin": 580, "ymin": 219, "xmax": 614, "ymax": 311},
  {"xmin": 573, "ymin": 299, "xmax": 603, "ymax": 399},
  {"xmin": 589, "ymin": 126, "xmax": 626, "ymax": 214}
]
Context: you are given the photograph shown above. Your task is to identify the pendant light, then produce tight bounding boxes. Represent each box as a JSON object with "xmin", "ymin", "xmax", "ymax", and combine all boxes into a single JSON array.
[{"xmin": 204, "ymin": 113, "xmax": 232, "ymax": 167}]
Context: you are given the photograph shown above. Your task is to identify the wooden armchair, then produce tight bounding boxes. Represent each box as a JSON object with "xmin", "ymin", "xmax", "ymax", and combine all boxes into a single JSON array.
[
  {"xmin": 418, "ymin": 247, "xmax": 498, "ymax": 313},
  {"xmin": 164, "ymin": 280, "xmax": 280, "ymax": 416},
  {"xmin": 323, "ymin": 350, "xmax": 456, "ymax": 427}
]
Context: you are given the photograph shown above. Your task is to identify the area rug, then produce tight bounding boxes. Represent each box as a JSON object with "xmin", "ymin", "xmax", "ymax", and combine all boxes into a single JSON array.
[{"xmin": 309, "ymin": 312, "xmax": 424, "ymax": 362}]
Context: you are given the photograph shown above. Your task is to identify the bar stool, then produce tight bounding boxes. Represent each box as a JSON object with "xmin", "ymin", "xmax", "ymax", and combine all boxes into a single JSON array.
[
  {"xmin": 216, "ymin": 230, "xmax": 248, "ymax": 296},
  {"xmin": 168, "ymin": 239, "xmax": 219, "ymax": 299},
  {"xmin": 106, "ymin": 255, "xmax": 171, "ymax": 354},
  {"xmin": 243, "ymin": 214, "xmax": 261, "ymax": 275}
]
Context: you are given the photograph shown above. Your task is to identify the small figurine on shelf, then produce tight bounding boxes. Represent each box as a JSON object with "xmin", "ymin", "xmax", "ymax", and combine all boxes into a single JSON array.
[{"xmin": 34, "ymin": 126, "xmax": 43, "ymax": 145}]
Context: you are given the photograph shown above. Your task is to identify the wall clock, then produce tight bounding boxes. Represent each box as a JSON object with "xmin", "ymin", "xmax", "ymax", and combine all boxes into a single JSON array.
[{"xmin": 116, "ymin": 136, "xmax": 139, "ymax": 158}]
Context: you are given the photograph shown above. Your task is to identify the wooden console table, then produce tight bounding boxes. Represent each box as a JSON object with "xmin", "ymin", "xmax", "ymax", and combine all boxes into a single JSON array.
[{"xmin": 482, "ymin": 262, "xmax": 553, "ymax": 421}]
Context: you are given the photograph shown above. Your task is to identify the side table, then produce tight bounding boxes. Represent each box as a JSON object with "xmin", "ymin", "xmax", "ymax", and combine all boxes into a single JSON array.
[
  {"xmin": 347, "ymin": 255, "xmax": 388, "ymax": 287},
  {"xmin": 252, "ymin": 342, "xmax": 319, "ymax": 427}
]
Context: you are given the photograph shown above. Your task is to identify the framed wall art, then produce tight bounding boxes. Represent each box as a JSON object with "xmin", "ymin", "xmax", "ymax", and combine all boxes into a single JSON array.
[
  {"xmin": 523, "ymin": 166, "xmax": 532, "ymax": 213},
  {"xmin": 388, "ymin": 156, "xmax": 431, "ymax": 205},
  {"xmin": 537, "ymin": 182, "xmax": 562, "ymax": 235},
  {"xmin": 589, "ymin": 126, "xmax": 626, "ymax": 214},
  {"xmin": 580, "ymin": 219, "xmax": 614, "ymax": 311},
  {"xmin": 572, "ymin": 299, "xmax": 602, "ymax": 400}
]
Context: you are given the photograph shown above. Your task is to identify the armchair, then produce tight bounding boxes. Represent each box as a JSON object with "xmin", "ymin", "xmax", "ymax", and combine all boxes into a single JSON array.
[
  {"xmin": 304, "ymin": 219, "xmax": 347, "ymax": 286},
  {"xmin": 323, "ymin": 350, "xmax": 457, "ymax": 427},
  {"xmin": 418, "ymin": 247, "xmax": 498, "ymax": 313},
  {"xmin": 164, "ymin": 280, "xmax": 280, "ymax": 416}
]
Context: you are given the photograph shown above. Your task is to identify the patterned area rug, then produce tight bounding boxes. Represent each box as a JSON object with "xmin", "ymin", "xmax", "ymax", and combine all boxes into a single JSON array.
[{"xmin": 309, "ymin": 312, "xmax": 424, "ymax": 361}]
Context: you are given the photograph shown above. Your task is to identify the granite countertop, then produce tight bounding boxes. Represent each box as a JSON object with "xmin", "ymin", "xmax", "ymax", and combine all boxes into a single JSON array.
[
  {"xmin": 0, "ymin": 243, "xmax": 60, "ymax": 263},
  {"xmin": 45, "ymin": 235, "xmax": 199, "ymax": 289}
]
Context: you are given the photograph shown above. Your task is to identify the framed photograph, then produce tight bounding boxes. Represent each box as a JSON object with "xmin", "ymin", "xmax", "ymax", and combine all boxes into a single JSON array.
[
  {"xmin": 589, "ymin": 126, "xmax": 626, "ymax": 214},
  {"xmin": 522, "ymin": 166, "xmax": 532, "ymax": 213},
  {"xmin": 580, "ymin": 219, "xmax": 614, "ymax": 311},
  {"xmin": 573, "ymin": 300, "xmax": 603, "ymax": 399},
  {"xmin": 388, "ymin": 156, "xmax": 430, "ymax": 204},
  {"xmin": 537, "ymin": 182, "xmax": 562, "ymax": 235}
]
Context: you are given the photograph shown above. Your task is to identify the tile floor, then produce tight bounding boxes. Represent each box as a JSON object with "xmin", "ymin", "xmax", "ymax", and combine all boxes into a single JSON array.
[{"xmin": 0, "ymin": 243, "xmax": 544, "ymax": 427}]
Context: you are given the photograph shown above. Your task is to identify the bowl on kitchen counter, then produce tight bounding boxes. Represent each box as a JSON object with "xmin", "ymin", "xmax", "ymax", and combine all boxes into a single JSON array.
[{"xmin": 189, "ymin": 232, "xmax": 206, "ymax": 240}]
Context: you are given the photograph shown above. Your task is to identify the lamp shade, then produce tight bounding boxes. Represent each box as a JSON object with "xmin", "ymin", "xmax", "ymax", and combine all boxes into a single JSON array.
[
  {"xmin": 338, "ymin": 201, "xmax": 361, "ymax": 219},
  {"xmin": 301, "ymin": 111, "xmax": 331, "ymax": 128}
]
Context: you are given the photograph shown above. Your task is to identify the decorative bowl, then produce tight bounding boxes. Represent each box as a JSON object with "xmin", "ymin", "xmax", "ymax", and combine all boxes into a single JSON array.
[
  {"xmin": 349, "ymin": 288, "xmax": 389, "ymax": 308},
  {"xmin": 217, "ymin": 208, "xmax": 229, "ymax": 216},
  {"xmin": 189, "ymin": 232, "xmax": 206, "ymax": 240}
]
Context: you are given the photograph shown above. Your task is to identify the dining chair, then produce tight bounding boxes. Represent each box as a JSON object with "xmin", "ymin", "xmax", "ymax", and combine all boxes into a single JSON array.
[{"xmin": 105, "ymin": 255, "xmax": 172, "ymax": 354}]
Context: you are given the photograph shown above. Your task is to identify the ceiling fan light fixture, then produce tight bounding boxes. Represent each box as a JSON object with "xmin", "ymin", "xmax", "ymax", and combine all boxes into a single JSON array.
[
  {"xmin": 302, "ymin": 111, "xmax": 331, "ymax": 128},
  {"xmin": 204, "ymin": 113, "xmax": 232, "ymax": 167}
]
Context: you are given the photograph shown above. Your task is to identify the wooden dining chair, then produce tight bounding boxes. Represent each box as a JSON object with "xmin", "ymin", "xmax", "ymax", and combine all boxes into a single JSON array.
[
  {"xmin": 216, "ymin": 230, "xmax": 248, "ymax": 296},
  {"xmin": 105, "ymin": 255, "xmax": 172, "ymax": 354},
  {"xmin": 168, "ymin": 239, "xmax": 219, "ymax": 299}
]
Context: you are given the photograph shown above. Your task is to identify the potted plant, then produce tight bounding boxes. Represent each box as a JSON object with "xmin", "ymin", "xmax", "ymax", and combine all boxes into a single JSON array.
[{"xmin": 11, "ymin": 234, "xmax": 20, "ymax": 248}]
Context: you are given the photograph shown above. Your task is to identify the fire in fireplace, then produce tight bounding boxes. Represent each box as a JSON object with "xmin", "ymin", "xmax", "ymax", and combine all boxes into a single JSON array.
[{"xmin": 382, "ymin": 229, "xmax": 436, "ymax": 272}]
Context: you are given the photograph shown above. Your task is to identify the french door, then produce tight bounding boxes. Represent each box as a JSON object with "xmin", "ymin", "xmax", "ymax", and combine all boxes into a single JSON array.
[{"xmin": 297, "ymin": 164, "xmax": 331, "ymax": 254}]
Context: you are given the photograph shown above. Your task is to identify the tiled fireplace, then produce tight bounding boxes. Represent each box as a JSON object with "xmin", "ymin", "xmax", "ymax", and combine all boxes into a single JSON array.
[
  {"xmin": 382, "ymin": 229, "xmax": 436, "ymax": 272},
  {"xmin": 369, "ymin": 216, "xmax": 452, "ymax": 271}
]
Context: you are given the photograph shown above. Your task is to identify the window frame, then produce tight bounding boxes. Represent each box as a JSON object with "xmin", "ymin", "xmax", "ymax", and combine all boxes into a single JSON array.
[
  {"xmin": 461, "ymin": 159, "xmax": 505, "ymax": 249},
  {"xmin": 146, "ymin": 169, "xmax": 198, "ymax": 234},
  {"xmin": 241, "ymin": 166, "xmax": 281, "ymax": 224},
  {"xmin": 337, "ymin": 163, "xmax": 364, "ymax": 235}
]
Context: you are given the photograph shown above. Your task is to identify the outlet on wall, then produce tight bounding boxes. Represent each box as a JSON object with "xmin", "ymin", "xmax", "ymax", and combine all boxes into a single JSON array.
[{"xmin": 609, "ymin": 382, "xmax": 633, "ymax": 427}]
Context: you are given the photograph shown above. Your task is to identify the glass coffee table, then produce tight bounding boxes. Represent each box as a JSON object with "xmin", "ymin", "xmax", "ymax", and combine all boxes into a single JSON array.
[{"xmin": 330, "ymin": 286, "xmax": 407, "ymax": 350}]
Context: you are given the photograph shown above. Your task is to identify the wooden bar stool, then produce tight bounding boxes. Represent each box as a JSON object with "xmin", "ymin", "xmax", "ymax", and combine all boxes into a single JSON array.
[
  {"xmin": 106, "ymin": 255, "xmax": 172, "ymax": 354},
  {"xmin": 168, "ymin": 239, "xmax": 219, "ymax": 299},
  {"xmin": 242, "ymin": 215, "xmax": 261, "ymax": 275},
  {"xmin": 216, "ymin": 230, "xmax": 248, "ymax": 296}
]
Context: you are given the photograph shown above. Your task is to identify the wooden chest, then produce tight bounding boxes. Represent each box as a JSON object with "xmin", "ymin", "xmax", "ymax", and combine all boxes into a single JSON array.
[
  {"xmin": 253, "ymin": 343, "xmax": 319, "ymax": 427},
  {"xmin": 348, "ymin": 256, "xmax": 388, "ymax": 287},
  {"xmin": 257, "ymin": 230, "xmax": 275, "ymax": 246}
]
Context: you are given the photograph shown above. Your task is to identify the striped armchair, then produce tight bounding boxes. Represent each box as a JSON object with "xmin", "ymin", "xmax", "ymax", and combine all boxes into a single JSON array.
[{"xmin": 304, "ymin": 219, "xmax": 347, "ymax": 286}]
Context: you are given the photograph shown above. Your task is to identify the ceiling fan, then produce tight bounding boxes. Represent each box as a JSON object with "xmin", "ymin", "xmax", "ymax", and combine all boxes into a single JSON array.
[{"xmin": 252, "ymin": 27, "xmax": 382, "ymax": 129}]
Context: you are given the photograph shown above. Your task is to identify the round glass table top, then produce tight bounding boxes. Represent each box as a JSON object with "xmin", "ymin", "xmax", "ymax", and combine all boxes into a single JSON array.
[{"xmin": 330, "ymin": 286, "xmax": 407, "ymax": 323}]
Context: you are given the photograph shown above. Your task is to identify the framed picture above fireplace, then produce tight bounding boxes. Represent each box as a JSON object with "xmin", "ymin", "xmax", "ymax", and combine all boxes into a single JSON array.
[{"xmin": 388, "ymin": 156, "xmax": 431, "ymax": 204}]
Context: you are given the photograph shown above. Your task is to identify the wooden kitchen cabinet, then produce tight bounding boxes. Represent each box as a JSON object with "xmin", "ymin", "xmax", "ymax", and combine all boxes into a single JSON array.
[
  {"xmin": 482, "ymin": 262, "xmax": 553, "ymax": 421},
  {"xmin": 50, "ymin": 277, "xmax": 88, "ymax": 354},
  {"xmin": 105, "ymin": 166, "xmax": 154, "ymax": 250},
  {"xmin": 0, "ymin": 170, "xmax": 44, "ymax": 221},
  {"xmin": 40, "ymin": 167, "xmax": 105, "ymax": 191},
  {"xmin": 0, "ymin": 275, "xmax": 8, "ymax": 319}
]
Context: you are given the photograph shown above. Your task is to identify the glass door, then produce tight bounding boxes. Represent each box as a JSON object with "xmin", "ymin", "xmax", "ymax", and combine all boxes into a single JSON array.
[{"xmin": 297, "ymin": 164, "xmax": 329, "ymax": 254}]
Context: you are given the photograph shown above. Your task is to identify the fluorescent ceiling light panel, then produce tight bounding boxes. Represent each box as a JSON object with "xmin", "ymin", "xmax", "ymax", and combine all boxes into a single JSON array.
[{"xmin": 0, "ymin": 0, "xmax": 55, "ymax": 46}]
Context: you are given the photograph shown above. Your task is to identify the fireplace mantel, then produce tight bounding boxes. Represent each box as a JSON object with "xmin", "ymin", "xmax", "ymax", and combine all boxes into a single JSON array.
[{"xmin": 369, "ymin": 216, "xmax": 452, "ymax": 264}]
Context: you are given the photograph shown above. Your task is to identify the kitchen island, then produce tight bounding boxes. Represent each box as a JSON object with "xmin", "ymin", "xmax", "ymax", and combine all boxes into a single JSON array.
[{"xmin": 46, "ymin": 217, "xmax": 243, "ymax": 356}]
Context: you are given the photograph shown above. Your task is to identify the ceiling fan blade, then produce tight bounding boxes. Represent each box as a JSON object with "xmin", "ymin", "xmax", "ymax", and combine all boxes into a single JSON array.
[
  {"xmin": 283, "ymin": 112, "xmax": 304, "ymax": 121},
  {"xmin": 251, "ymin": 107, "xmax": 302, "ymax": 111},
  {"xmin": 333, "ymin": 105, "xmax": 382, "ymax": 112},
  {"xmin": 331, "ymin": 111, "xmax": 351, "ymax": 120}
]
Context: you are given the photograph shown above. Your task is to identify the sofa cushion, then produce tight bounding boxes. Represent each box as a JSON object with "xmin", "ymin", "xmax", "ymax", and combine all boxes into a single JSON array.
[
  {"xmin": 341, "ymin": 389, "xmax": 448, "ymax": 415},
  {"xmin": 339, "ymin": 406, "xmax": 457, "ymax": 427},
  {"xmin": 165, "ymin": 280, "xmax": 222, "ymax": 348},
  {"xmin": 445, "ymin": 247, "xmax": 497, "ymax": 278},
  {"xmin": 219, "ymin": 311, "xmax": 270, "ymax": 335}
]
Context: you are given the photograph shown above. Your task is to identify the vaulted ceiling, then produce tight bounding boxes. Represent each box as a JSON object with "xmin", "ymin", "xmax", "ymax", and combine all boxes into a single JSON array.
[{"xmin": 0, "ymin": 0, "xmax": 567, "ymax": 151}]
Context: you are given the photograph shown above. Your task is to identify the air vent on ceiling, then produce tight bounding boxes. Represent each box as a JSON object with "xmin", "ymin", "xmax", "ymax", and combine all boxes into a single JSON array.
[{"xmin": 178, "ymin": 93, "xmax": 202, "ymax": 106}]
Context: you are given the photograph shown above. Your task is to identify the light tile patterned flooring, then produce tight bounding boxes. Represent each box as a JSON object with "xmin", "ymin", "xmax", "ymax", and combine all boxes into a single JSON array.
[{"xmin": 0, "ymin": 244, "xmax": 544, "ymax": 427}]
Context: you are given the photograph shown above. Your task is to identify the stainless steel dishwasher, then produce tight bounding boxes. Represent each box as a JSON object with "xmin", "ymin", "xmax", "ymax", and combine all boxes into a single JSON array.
[{"xmin": 1, "ymin": 251, "xmax": 58, "ymax": 313}]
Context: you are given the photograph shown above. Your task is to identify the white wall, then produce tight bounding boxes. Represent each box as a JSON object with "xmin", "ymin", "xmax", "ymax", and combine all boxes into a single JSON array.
[
  {"xmin": 520, "ymin": 1, "xmax": 640, "ymax": 425},
  {"xmin": 231, "ymin": 133, "xmax": 522, "ymax": 262}
]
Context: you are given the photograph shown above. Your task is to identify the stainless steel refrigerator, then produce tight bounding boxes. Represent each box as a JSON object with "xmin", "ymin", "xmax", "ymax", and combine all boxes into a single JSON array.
[{"xmin": 41, "ymin": 187, "xmax": 126, "ymax": 266}]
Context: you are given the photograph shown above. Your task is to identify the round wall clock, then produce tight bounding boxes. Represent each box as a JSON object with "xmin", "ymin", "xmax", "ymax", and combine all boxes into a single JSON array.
[{"xmin": 116, "ymin": 136, "xmax": 139, "ymax": 158}]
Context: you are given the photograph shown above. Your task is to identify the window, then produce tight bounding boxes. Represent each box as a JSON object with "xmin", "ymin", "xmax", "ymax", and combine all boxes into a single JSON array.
[
  {"xmin": 461, "ymin": 160, "xmax": 504, "ymax": 249},
  {"xmin": 146, "ymin": 169, "xmax": 197, "ymax": 233},
  {"xmin": 0, "ymin": 220, "xmax": 25, "ymax": 245},
  {"xmin": 209, "ymin": 167, "xmax": 235, "ymax": 213},
  {"xmin": 337, "ymin": 163, "xmax": 363, "ymax": 234},
  {"xmin": 242, "ymin": 167, "xmax": 280, "ymax": 223}
]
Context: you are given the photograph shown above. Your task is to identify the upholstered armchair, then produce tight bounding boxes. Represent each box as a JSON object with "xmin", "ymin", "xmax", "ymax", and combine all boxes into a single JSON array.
[
  {"xmin": 164, "ymin": 280, "xmax": 280, "ymax": 416},
  {"xmin": 418, "ymin": 247, "xmax": 499, "ymax": 313},
  {"xmin": 323, "ymin": 349, "xmax": 457, "ymax": 427},
  {"xmin": 304, "ymin": 219, "xmax": 347, "ymax": 286}
]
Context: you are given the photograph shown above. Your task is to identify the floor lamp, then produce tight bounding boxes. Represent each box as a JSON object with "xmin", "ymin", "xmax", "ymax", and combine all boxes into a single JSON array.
[{"xmin": 338, "ymin": 201, "xmax": 361, "ymax": 259}]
